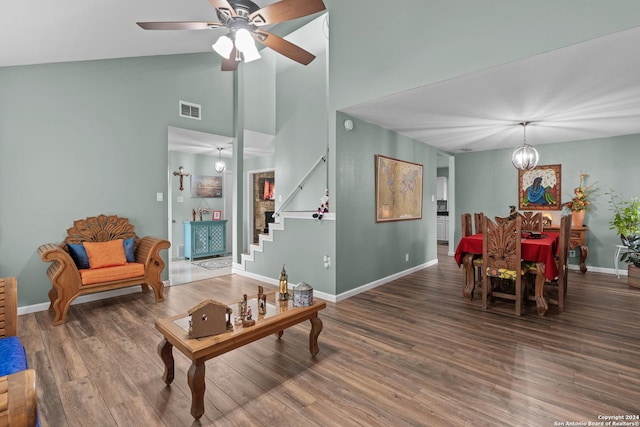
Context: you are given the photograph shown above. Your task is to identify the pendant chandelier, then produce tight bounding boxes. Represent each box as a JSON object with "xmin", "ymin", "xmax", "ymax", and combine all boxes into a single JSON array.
[
  {"xmin": 511, "ymin": 121, "xmax": 539, "ymax": 170},
  {"xmin": 215, "ymin": 147, "xmax": 226, "ymax": 173}
]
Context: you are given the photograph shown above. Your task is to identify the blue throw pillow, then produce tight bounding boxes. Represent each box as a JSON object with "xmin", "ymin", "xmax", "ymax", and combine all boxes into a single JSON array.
[
  {"xmin": 68, "ymin": 243, "xmax": 90, "ymax": 269},
  {"xmin": 123, "ymin": 237, "xmax": 135, "ymax": 262}
]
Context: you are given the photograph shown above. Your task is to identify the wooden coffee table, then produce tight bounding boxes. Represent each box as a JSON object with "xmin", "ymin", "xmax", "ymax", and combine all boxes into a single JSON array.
[{"xmin": 155, "ymin": 290, "xmax": 326, "ymax": 419}]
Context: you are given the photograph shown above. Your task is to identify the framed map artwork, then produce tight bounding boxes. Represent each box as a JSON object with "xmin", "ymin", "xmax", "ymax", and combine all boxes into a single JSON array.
[
  {"xmin": 518, "ymin": 164, "xmax": 562, "ymax": 210},
  {"xmin": 375, "ymin": 154, "xmax": 423, "ymax": 222}
]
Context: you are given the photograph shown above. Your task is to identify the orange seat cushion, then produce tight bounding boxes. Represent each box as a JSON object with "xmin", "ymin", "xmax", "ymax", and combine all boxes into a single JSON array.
[
  {"xmin": 83, "ymin": 240, "xmax": 127, "ymax": 268},
  {"xmin": 79, "ymin": 263, "xmax": 145, "ymax": 285}
]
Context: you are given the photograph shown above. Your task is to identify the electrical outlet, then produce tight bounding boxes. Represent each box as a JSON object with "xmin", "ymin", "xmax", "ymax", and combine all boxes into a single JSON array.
[
  {"xmin": 405, "ymin": 253, "xmax": 409, "ymax": 262},
  {"xmin": 569, "ymin": 250, "xmax": 576, "ymax": 257}
]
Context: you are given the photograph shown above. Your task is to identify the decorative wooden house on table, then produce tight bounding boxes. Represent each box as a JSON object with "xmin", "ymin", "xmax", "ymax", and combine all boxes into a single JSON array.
[{"xmin": 187, "ymin": 299, "xmax": 233, "ymax": 338}]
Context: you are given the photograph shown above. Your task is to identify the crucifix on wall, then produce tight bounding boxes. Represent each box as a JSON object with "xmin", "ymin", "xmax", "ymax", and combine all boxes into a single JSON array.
[{"xmin": 173, "ymin": 166, "xmax": 190, "ymax": 191}]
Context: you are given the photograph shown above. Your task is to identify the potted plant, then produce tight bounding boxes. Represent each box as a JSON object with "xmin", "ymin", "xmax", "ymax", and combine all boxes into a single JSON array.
[
  {"xmin": 608, "ymin": 191, "xmax": 640, "ymax": 288},
  {"xmin": 564, "ymin": 173, "xmax": 595, "ymax": 226}
]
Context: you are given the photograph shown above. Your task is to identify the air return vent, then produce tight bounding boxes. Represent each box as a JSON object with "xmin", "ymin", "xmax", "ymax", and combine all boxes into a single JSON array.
[{"xmin": 179, "ymin": 101, "xmax": 201, "ymax": 120}]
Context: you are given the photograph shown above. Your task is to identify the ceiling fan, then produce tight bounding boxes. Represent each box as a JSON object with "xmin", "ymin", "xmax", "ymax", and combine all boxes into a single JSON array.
[{"xmin": 137, "ymin": 0, "xmax": 326, "ymax": 71}]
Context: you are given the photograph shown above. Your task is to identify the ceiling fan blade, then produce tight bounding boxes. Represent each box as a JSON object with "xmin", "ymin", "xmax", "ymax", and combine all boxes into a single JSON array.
[
  {"xmin": 221, "ymin": 47, "xmax": 240, "ymax": 71},
  {"xmin": 208, "ymin": 0, "xmax": 237, "ymax": 17},
  {"xmin": 137, "ymin": 21, "xmax": 222, "ymax": 30},
  {"xmin": 249, "ymin": 0, "xmax": 326, "ymax": 26},
  {"xmin": 254, "ymin": 29, "xmax": 316, "ymax": 65}
]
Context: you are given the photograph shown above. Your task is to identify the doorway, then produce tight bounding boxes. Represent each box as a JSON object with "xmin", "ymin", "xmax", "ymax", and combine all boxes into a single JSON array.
[{"xmin": 167, "ymin": 126, "xmax": 234, "ymax": 285}]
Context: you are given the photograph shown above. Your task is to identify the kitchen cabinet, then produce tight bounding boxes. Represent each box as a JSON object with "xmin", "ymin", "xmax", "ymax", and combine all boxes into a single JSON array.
[
  {"xmin": 437, "ymin": 216, "xmax": 449, "ymax": 241},
  {"xmin": 184, "ymin": 220, "xmax": 227, "ymax": 260},
  {"xmin": 437, "ymin": 177, "xmax": 448, "ymax": 200}
]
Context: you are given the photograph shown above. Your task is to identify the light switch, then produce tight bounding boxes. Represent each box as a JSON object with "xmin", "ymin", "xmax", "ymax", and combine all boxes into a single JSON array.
[
  {"xmin": 156, "ymin": 192, "xmax": 163, "ymax": 202},
  {"xmin": 177, "ymin": 196, "xmax": 184, "ymax": 203}
]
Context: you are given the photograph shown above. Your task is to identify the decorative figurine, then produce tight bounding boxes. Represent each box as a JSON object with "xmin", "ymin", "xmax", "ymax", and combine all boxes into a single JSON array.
[
  {"xmin": 192, "ymin": 209, "xmax": 196, "ymax": 221},
  {"xmin": 234, "ymin": 302, "xmax": 243, "ymax": 325},
  {"xmin": 313, "ymin": 189, "xmax": 329, "ymax": 220},
  {"xmin": 279, "ymin": 265, "xmax": 289, "ymax": 300},
  {"xmin": 258, "ymin": 293, "xmax": 266, "ymax": 315}
]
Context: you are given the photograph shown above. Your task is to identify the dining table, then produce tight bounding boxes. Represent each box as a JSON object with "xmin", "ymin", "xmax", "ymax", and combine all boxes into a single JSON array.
[{"xmin": 454, "ymin": 231, "xmax": 560, "ymax": 316}]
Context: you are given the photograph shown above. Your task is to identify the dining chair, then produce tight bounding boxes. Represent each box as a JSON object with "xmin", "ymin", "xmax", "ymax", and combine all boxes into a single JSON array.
[
  {"xmin": 494, "ymin": 215, "xmax": 512, "ymax": 226},
  {"xmin": 461, "ymin": 213, "xmax": 473, "ymax": 237},
  {"xmin": 518, "ymin": 211, "xmax": 543, "ymax": 232},
  {"xmin": 472, "ymin": 212, "xmax": 486, "ymax": 286},
  {"xmin": 461, "ymin": 212, "xmax": 484, "ymax": 298},
  {"xmin": 473, "ymin": 212, "xmax": 485, "ymax": 235},
  {"xmin": 482, "ymin": 215, "xmax": 525, "ymax": 316},
  {"xmin": 526, "ymin": 214, "xmax": 572, "ymax": 313}
]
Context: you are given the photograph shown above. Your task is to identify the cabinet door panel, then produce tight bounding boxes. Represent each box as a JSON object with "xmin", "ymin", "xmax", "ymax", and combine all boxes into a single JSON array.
[{"xmin": 194, "ymin": 224, "xmax": 210, "ymax": 255}]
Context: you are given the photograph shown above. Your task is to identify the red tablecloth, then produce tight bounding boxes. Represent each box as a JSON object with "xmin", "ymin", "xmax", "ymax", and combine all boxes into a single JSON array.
[{"xmin": 454, "ymin": 232, "xmax": 560, "ymax": 281}]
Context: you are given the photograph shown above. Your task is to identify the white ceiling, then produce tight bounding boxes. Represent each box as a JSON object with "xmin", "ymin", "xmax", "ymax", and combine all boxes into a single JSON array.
[
  {"xmin": 3, "ymin": 1, "xmax": 640, "ymax": 155},
  {"xmin": 344, "ymin": 25, "xmax": 640, "ymax": 154}
]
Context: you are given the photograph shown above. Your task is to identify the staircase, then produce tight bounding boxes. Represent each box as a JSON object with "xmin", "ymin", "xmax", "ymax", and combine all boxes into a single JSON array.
[{"xmin": 239, "ymin": 215, "xmax": 286, "ymax": 268}]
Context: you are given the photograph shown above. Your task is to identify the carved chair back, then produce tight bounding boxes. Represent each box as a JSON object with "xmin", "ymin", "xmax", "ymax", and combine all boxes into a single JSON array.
[
  {"xmin": 473, "ymin": 212, "xmax": 485, "ymax": 235},
  {"xmin": 461, "ymin": 213, "xmax": 473, "ymax": 237},
  {"xmin": 518, "ymin": 211, "xmax": 543, "ymax": 232},
  {"xmin": 482, "ymin": 216, "xmax": 524, "ymax": 316},
  {"xmin": 63, "ymin": 215, "xmax": 138, "ymax": 245}
]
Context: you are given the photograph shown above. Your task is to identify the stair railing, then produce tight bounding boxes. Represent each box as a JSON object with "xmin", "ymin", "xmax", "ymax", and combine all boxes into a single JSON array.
[{"xmin": 273, "ymin": 152, "xmax": 327, "ymax": 219}]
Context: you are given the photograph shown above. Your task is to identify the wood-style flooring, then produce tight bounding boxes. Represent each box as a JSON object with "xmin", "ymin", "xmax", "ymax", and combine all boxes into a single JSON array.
[{"xmin": 19, "ymin": 246, "xmax": 640, "ymax": 426}]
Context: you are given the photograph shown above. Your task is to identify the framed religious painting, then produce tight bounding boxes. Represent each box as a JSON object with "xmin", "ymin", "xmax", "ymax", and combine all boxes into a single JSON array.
[
  {"xmin": 375, "ymin": 154, "xmax": 423, "ymax": 222},
  {"xmin": 518, "ymin": 164, "xmax": 562, "ymax": 210}
]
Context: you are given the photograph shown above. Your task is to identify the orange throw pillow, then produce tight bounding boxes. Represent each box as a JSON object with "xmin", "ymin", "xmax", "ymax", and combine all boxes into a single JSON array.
[{"xmin": 83, "ymin": 240, "xmax": 127, "ymax": 269}]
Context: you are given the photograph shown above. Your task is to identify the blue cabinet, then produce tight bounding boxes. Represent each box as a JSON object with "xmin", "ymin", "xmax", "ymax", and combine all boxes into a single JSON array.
[{"xmin": 183, "ymin": 220, "xmax": 227, "ymax": 260}]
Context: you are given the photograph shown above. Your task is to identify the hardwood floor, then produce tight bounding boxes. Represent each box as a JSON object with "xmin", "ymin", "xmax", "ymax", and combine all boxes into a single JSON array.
[{"xmin": 19, "ymin": 247, "xmax": 640, "ymax": 426}]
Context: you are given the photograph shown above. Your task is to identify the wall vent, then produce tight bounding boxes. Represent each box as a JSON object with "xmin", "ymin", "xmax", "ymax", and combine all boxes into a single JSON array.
[
  {"xmin": 179, "ymin": 101, "xmax": 201, "ymax": 120},
  {"xmin": 178, "ymin": 244, "xmax": 184, "ymax": 258}
]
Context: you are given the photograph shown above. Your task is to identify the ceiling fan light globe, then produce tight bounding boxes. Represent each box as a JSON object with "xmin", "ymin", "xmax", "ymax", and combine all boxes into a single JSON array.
[
  {"xmin": 235, "ymin": 28, "xmax": 255, "ymax": 52},
  {"xmin": 511, "ymin": 144, "xmax": 539, "ymax": 170},
  {"xmin": 212, "ymin": 35, "xmax": 233, "ymax": 59},
  {"xmin": 241, "ymin": 44, "xmax": 261, "ymax": 62}
]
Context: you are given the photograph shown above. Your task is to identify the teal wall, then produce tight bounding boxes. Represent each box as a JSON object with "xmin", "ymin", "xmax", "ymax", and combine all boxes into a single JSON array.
[
  {"xmin": 454, "ymin": 135, "xmax": 640, "ymax": 270},
  {"xmin": 248, "ymin": 218, "xmax": 336, "ymax": 295},
  {"xmin": 241, "ymin": 16, "xmax": 332, "ymax": 288},
  {"xmin": 0, "ymin": 53, "xmax": 233, "ymax": 306},
  {"xmin": 336, "ymin": 113, "xmax": 438, "ymax": 294}
]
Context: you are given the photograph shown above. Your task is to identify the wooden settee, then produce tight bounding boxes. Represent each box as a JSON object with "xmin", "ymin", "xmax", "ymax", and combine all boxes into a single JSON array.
[
  {"xmin": 38, "ymin": 215, "xmax": 170, "ymax": 325},
  {"xmin": 0, "ymin": 277, "xmax": 38, "ymax": 426}
]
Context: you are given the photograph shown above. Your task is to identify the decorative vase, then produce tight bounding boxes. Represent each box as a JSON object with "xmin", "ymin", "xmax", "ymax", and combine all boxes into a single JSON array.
[{"xmin": 572, "ymin": 210, "xmax": 585, "ymax": 227}]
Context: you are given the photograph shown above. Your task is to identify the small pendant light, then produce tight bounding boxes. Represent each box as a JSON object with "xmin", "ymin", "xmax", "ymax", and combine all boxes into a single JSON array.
[
  {"xmin": 511, "ymin": 122, "xmax": 539, "ymax": 170},
  {"xmin": 215, "ymin": 147, "xmax": 226, "ymax": 173}
]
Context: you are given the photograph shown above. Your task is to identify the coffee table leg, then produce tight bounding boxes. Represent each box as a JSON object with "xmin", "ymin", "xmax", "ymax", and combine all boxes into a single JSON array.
[
  {"xmin": 309, "ymin": 315, "xmax": 323, "ymax": 357},
  {"xmin": 158, "ymin": 338, "xmax": 174, "ymax": 385},
  {"xmin": 188, "ymin": 359, "xmax": 206, "ymax": 420}
]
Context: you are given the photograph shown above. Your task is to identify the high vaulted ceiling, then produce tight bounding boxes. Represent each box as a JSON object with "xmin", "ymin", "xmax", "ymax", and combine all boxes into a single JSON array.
[
  {"xmin": 3, "ymin": 1, "xmax": 640, "ymax": 155},
  {"xmin": 343, "ymin": 25, "xmax": 640, "ymax": 154}
]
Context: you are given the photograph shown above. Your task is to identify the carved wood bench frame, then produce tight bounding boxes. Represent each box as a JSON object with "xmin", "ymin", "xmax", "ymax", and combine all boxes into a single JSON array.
[{"xmin": 38, "ymin": 215, "xmax": 170, "ymax": 325}]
